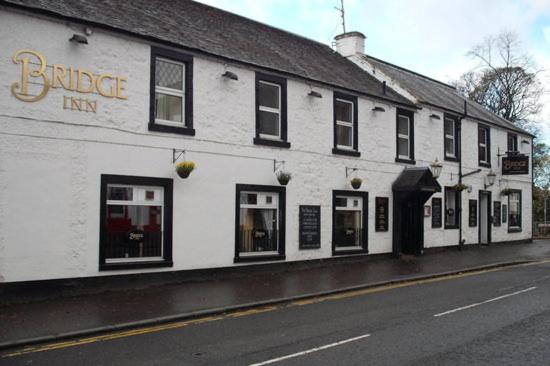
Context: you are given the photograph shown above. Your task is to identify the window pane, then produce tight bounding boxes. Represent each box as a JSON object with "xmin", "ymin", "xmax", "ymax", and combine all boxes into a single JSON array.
[
  {"xmin": 445, "ymin": 190, "xmax": 457, "ymax": 226},
  {"xmin": 239, "ymin": 208, "xmax": 278, "ymax": 253},
  {"xmin": 335, "ymin": 197, "xmax": 347, "ymax": 207},
  {"xmin": 397, "ymin": 116, "xmax": 409, "ymax": 135},
  {"xmin": 445, "ymin": 137, "xmax": 455, "ymax": 156},
  {"xmin": 105, "ymin": 205, "xmax": 163, "ymax": 259},
  {"xmin": 479, "ymin": 146, "xmax": 487, "ymax": 162},
  {"xmin": 107, "ymin": 186, "xmax": 133, "ymax": 201},
  {"xmin": 444, "ymin": 119, "xmax": 454, "ymax": 136},
  {"xmin": 335, "ymin": 100, "xmax": 352, "ymax": 122},
  {"xmin": 398, "ymin": 137, "xmax": 409, "ymax": 157},
  {"xmin": 334, "ymin": 210, "xmax": 362, "ymax": 248},
  {"xmin": 479, "ymin": 128, "xmax": 487, "ymax": 144},
  {"xmin": 155, "ymin": 59, "xmax": 183, "ymax": 90},
  {"xmin": 509, "ymin": 193, "xmax": 520, "ymax": 227},
  {"xmin": 336, "ymin": 124, "xmax": 353, "ymax": 147},
  {"xmin": 259, "ymin": 110, "xmax": 280, "ymax": 136},
  {"xmin": 240, "ymin": 193, "xmax": 257, "ymax": 205},
  {"xmin": 259, "ymin": 82, "xmax": 280, "ymax": 109},
  {"xmin": 155, "ymin": 93, "xmax": 183, "ymax": 122}
]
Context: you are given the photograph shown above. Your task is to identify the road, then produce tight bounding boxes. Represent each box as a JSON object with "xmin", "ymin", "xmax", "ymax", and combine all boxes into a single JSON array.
[{"xmin": 2, "ymin": 261, "xmax": 550, "ymax": 365}]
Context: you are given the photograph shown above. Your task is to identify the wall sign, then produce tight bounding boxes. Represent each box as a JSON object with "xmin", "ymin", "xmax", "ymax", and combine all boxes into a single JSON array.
[
  {"xmin": 11, "ymin": 49, "xmax": 128, "ymax": 113},
  {"xmin": 502, "ymin": 155, "xmax": 529, "ymax": 175},
  {"xmin": 502, "ymin": 204, "xmax": 508, "ymax": 223},
  {"xmin": 469, "ymin": 200, "xmax": 477, "ymax": 227},
  {"xmin": 375, "ymin": 197, "xmax": 389, "ymax": 232},
  {"xmin": 493, "ymin": 201, "xmax": 501, "ymax": 226},
  {"xmin": 432, "ymin": 197, "xmax": 442, "ymax": 228},
  {"xmin": 299, "ymin": 205, "xmax": 321, "ymax": 249}
]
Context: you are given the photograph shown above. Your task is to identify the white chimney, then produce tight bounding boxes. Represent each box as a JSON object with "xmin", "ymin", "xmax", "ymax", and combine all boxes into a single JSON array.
[{"xmin": 334, "ymin": 31, "xmax": 366, "ymax": 57}]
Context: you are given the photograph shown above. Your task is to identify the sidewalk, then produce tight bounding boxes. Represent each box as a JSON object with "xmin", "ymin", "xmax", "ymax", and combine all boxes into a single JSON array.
[{"xmin": 1, "ymin": 240, "xmax": 550, "ymax": 349}]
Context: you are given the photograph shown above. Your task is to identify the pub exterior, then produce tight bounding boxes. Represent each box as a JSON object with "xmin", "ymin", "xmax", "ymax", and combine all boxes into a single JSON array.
[{"xmin": 0, "ymin": 0, "xmax": 533, "ymax": 283}]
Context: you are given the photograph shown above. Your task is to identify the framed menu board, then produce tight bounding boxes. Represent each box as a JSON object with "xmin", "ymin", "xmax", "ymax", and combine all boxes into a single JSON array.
[
  {"xmin": 469, "ymin": 200, "xmax": 477, "ymax": 227},
  {"xmin": 502, "ymin": 204, "xmax": 508, "ymax": 223},
  {"xmin": 375, "ymin": 197, "xmax": 389, "ymax": 232},
  {"xmin": 299, "ymin": 205, "xmax": 321, "ymax": 249},
  {"xmin": 493, "ymin": 201, "xmax": 501, "ymax": 227},
  {"xmin": 432, "ymin": 197, "xmax": 442, "ymax": 228}
]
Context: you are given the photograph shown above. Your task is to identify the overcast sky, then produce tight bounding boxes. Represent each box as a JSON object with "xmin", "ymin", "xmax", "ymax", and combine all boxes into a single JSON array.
[{"xmin": 197, "ymin": 0, "xmax": 550, "ymax": 142}]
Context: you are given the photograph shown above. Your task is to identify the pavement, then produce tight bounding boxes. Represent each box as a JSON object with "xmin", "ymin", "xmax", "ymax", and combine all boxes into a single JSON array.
[{"xmin": 1, "ymin": 240, "xmax": 550, "ymax": 350}]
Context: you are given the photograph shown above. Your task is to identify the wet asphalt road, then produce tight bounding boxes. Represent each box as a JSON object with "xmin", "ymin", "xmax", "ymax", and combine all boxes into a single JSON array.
[{"xmin": 2, "ymin": 261, "xmax": 550, "ymax": 366}]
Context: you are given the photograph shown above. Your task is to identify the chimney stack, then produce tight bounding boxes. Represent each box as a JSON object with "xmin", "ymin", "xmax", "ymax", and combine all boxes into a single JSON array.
[{"xmin": 334, "ymin": 31, "xmax": 366, "ymax": 57}]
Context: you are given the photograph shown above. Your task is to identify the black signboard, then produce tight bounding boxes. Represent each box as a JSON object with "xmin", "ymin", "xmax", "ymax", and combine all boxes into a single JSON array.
[
  {"xmin": 502, "ymin": 155, "xmax": 529, "ymax": 175},
  {"xmin": 375, "ymin": 197, "xmax": 389, "ymax": 232},
  {"xmin": 299, "ymin": 205, "xmax": 321, "ymax": 249},
  {"xmin": 432, "ymin": 197, "xmax": 442, "ymax": 228},
  {"xmin": 469, "ymin": 200, "xmax": 477, "ymax": 227},
  {"xmin": 493, "ymin": 201, "xmax": 501, "ymax": 226},
  {"xmin": 502, "ymin": 204, "xmax": 508, "ymax": 223}
]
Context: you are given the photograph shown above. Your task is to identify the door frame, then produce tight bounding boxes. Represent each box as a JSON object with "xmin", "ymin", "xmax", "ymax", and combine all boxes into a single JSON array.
[{"xmin": 478, "ymin": 190, "xmax": 492, "ymax": 245}]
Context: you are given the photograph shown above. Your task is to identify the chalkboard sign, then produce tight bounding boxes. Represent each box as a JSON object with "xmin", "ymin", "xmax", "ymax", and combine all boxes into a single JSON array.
[
  {"xmin": 299, "ymin": 205, "xmax": 321, "ymax": 249},
  {"xmin": 375, "ymin": 197, "xmax": 389, "ymax": 232},
  {"xmin": 432, "ymin": 197, "xmax": 442, "ymax": 228},
  {"xmin": 469, "ymin": 200, "xmax": 477, "ymax": 227},
  {"xmin": 502, "ymin": 204, "xmax": 507, "ymax": 223},
  {"xmin": 493, "ymin": 201, "xmax": 501, "ymax": 226}
]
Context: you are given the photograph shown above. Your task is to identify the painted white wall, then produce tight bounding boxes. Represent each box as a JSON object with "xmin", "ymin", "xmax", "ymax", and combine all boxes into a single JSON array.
[{"xmin": 0, "ymin": 9, "xmax": 532, "ymax": 282}]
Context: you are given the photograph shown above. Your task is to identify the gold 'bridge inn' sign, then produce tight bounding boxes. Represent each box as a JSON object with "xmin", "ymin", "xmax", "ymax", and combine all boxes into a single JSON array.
[{"xmin": 11, "ymin": 49, "xmax": 128, "ymax": 113}]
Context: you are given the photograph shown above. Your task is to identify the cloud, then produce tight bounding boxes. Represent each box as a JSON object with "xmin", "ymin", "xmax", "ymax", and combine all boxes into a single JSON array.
[{"xmin": 544, "ymin": 26, "xmax": 550, "ymax": 43}]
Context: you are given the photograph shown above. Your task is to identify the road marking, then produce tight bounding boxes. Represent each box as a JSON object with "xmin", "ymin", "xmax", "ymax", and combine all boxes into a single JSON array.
[
  {"xmin": 248, "ymin": 334, "xmax": 371, "ymax": 366},
  {"xmin": 434, "ymin": 286, "xmax": 537, "ymax": 317}
]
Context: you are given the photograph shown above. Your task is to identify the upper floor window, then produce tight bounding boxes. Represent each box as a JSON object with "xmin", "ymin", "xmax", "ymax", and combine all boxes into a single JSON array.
[
  {"xmin": 478, "ymin": 125, "xmax": 491, "ymax": 167},
  {"xmin": 444, "ymin": 115, "xmax": 459, "ymax": 161},
  {"xmin": 333, "ymin": 92, "xmax": 359, "ymax": 157},
  {"xmin": 149, "ymin": 47, "xmax": 194, "ymax": 135},
  {"xmin": 254, "ymin": 73, "xmax": 289, "ymax": 148},
  {"xmin": 396, "ymin": 108, "xmax": 415, "ymax": 163},
  {"xmin": 507, "ymin": 133, "xmax": 518, "ymax": 153}
]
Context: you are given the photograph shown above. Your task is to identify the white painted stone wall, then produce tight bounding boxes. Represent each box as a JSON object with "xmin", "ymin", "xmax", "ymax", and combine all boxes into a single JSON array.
[{"xmin": 0, "ymin": 9, "xmax": 532, "ymax": 282}]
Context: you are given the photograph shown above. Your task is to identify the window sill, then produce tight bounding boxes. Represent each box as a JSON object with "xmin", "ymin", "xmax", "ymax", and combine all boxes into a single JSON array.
[
  {"xmin": 444, "ymin": 156, "xmax": 460, "ymax": 163},
  {"xmin": 508, "ymin": 228, "xmax": 522, "ymax": 233},
  {"xmin": 395, "ymin": 157, "xmax": 416, "ymax": 165},
  {"xmin": 234, "ymin": 254, "xmax": 286, "ymax": 263},
  {"xmin": 149, "ymin": 123, "xmax": 195, "ymax": 136},
  {"xmin": 444, "ymin": 225, "xmax": 459, "ymax": 230},
  {"xmin": 478, "ymin": 162, "xmax": 491, "ymax": 168},
  {"xmin": 99, "ymin": 260, "xmax": 173, "ymax": 271},
  {"xmin": 332, "ymin": 148, "xmax": 360, "ymax": 157},
  {"xmin": 332, "ymin": 248, "xmax": 368, "ymax": 256},
  {"xmin": 253, "ymin": 137, "xmax": 291, "ymax": 148}
]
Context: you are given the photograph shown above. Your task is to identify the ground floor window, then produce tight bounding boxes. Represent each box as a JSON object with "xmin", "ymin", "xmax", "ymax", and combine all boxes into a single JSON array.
[
  {"xmin": 100, "ymin": 175, "xmax": 173, "ymax": 270},
  {"xmin": 445, "ymin": 187, "xmax": 459, "ymax": 229},
  {"xmin": 235, "ymin": 184, "xmax": 286, "ymax": 262},
  {"xmin": 508, "ymin": 190, "xmax": 522, "ymax": 232},
  {"xmin": 332, "ymin": 190, "xmax": 368, "ymax": 255}
]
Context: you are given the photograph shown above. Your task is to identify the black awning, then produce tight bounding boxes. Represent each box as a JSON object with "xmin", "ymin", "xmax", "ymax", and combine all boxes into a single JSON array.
[{"xmin": 392, "ymin": 167, "xmax": 441, "ymax": 193}]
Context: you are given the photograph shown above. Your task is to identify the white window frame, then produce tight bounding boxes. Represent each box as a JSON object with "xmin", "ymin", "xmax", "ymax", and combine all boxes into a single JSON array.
[
  {"xmin": 444, "ymin": 117, "xmax": 456, "ymax": 158},
  {"xmin": 397, "ymin": 114, "xmax": 411, "ymax": 159},
  {"xmin": 105, "ymin": 184, "xmax": 165, "ymax": 264},
  {"xmin": 258, "ymin": 80, "xmax": 282, "ymax": 140},
  {"xmin": 334, "ymin": 195, "xmax": 363, "ymax": 251},
  {"xmin": 479, "ymin": 127, "xmax": 489, "ymax": 164},
  {"xmin": 335, "ymin": 98, "xmax": 354, "ymax": 150},
  {"xmin": 154, "ymin": 57, "xmax": 185, "ymax": 127},
  {"xmin": 239, "ymin": 191, "xmax": 279, "ymax": 256},
  {"xmin": 508, "ymin": 134, "xmax": 518, "ymax": 152}
]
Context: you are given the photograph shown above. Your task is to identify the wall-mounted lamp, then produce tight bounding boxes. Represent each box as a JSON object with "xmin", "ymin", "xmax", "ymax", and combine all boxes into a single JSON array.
[
  {"xmin": 69, "ymin": 34, "xmax": 88, "ymax": 44},
  {"xmin": 308, "ymin": 90, "xmax": 322, "ymax": 98},
  {"xmin": 429, "ymin": 114, "xmax": 441, "ymax": 120},
  {"xmin": 429, "ymin": 158, "xmax": 443, "ymax": 179},
  {"xmin": 222, "ymin": 71, "xmax": 238, "ymax": 80},
  {"xmin": 372, "ymin": 106, "xmax": 385, "ymax": 112},
  {"xmin": 484, "ymin": 169, "xmax": 496, "ymax": 189}
]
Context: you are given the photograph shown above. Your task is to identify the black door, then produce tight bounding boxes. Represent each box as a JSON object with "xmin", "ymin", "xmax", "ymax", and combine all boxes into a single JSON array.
[{"xmin": 394, "ymin": 193, "xmax": 424, "ymax": 255}]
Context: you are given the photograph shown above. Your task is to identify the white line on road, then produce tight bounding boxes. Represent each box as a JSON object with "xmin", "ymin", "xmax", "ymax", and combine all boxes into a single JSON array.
[
  {"xmin": 248, "ymin": 333, "xmax": 371, "ymax": 366},
  {"xmin": 434, "ymin": 286, "xmax": 537, "ymax": 317}
]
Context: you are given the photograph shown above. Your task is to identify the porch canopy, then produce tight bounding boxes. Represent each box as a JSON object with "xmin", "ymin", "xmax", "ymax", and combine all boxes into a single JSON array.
[{"xmin": 392, "ymin": 167, "xmax": 441, "ymax": 203}]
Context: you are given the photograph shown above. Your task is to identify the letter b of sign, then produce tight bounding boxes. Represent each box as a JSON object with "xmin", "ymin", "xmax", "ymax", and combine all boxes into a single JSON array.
[{"xmin": 11, "ymin": 49, "xmax": 50, "ymax": 102}]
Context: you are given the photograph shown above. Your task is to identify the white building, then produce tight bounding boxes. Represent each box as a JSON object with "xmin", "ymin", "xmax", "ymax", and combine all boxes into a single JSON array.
[{"xmin": 0, "ymin": 0, "xmax": 533, "ymax": 283}]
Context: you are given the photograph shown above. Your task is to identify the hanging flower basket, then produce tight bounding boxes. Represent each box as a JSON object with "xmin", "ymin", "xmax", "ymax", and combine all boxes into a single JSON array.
[
  {"xmin": 351, "ymin": 177, "xmax": 362, "ymax": 190},
  {"xmin": 501, "ymin": 188, "xmax": 513, "ymax": 196},
  {"xmin": 452, "ymin": 183, "xmax": 468, "ymax": 192},
  {"xmin": 276, "ymin": 171, "xmax": 291, "ymax": 186},
  {"xmin": 175, "ymin": 161, "xmax": 196, "ymax": 179}
]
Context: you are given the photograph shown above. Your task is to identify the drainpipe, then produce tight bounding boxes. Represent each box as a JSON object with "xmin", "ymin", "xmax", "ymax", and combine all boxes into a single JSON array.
[{"xmin": 458, "ymin": 100, "xmax": 467, "ymax": 250}]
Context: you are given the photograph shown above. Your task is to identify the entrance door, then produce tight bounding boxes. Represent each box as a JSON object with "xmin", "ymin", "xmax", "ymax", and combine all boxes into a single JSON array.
[
  {"xmin": 479, "ymin": 191, "xmax": 491, "ymax": 245},
  {"xmin": 394, "ymin": 194, "xmax": 424, "ymax": 255}
]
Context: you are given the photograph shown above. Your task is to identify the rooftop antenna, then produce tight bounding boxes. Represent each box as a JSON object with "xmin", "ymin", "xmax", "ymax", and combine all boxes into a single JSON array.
[{"xmin": 335, "ymin": 0, "xmax": 346, "ymax": 34}]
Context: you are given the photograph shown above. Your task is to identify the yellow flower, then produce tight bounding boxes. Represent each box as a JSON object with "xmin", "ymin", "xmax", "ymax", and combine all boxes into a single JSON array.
[{"xmin": 176, "ymin": 161, "xmax": 196, "ymax": 171}]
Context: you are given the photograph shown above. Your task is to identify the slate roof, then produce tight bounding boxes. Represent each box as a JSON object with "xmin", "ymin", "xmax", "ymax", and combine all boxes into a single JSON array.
[
  {"xmin": 365, "ymin": 55, "xmax": 529, "ymax": 135},
  {"xmin": 0, "ymin": 0, "xmax": 413, "ymax": 107}
]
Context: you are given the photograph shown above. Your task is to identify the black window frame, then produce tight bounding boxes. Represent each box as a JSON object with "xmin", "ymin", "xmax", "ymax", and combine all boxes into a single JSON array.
[
  {"xmin": 99, "ymin": 174, "xmax": 173, "ymax": 271},
  {"xmin": 507, "ymin": 189, "xmax": 522, "ymax": 233},
  {"xmin": 332, "ymin": 190, "xmax": 369, "ymax": 256},
  {"xmin": 444, "ymin": 186, "xmax": 460, "ymax": 229},
  {"xmin": 234, "ymin": 184, "xmax": 286, "ymax": 263},
  {"xmin": 332, "ymin": 92, "xmax": 360, "ymax": 157},
  {"xmin": 478, "ymin": 124, "xmax": 491, "ymax": 167},
  {"xmin": 468, "ymin": 199, "xmax": 477, "ymax": 227},
  {"xmin": 493, "ymin": 201, "xmax": 501, "ymax": 227},
  {"xmin": 507, "ymin": 133, "xmax": 518, "ymax": 153},
  {"xmin": 395, "ymin": 108, "xmax": 415, "ymax": 164},
  {"xmin": 254, "ymin": 72, "xmax": 290, "ymax": 148},
  {"xmin": 149, "ymin": 47, "xmax": 194, "ymax": 136},
  {"xmin": 443, "ymin": 113, "xmax": 460, "ymax": 162}
]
